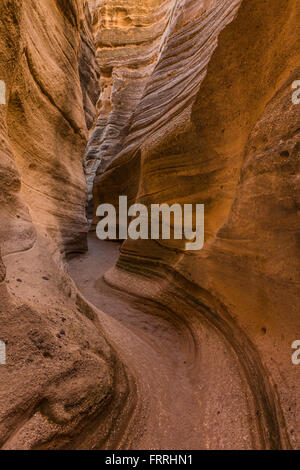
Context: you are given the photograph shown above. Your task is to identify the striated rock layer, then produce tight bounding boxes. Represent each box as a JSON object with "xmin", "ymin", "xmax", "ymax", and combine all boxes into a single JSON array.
[
  {"xmin": 1, "ymin": 0, "xmax": 299, "ymax": 451},
  {"xmin": 84, "ymin": 0, "xmax": 174, "ymax": 216},
  {"xmin": 93, "ymin": 0, "xmax": 242, "ymax": 217},
  {"xmin": 0, "ymin": 0, "xmax": 135, "ymax": 450},
  {"xmin": 94, "ymin": 0, "xmax": 300, "ymax": 449}
]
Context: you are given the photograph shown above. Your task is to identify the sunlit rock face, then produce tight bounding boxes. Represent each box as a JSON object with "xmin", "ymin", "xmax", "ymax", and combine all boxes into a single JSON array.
[
  {"xmin": 84, "ymin": 0, "xmax": 174, "ymax": 217},
  {"xmin": 4, "ymin": 0, "xmax": 99, "ymax": 255},
  {"xmin": 94, "ymin": 0, "xmax": 300, "ymax": 449},
  {"xmin": 1, "ymin": 0, "xmax": 299, "ymax": 451},
  {"xmin": 0, "ymin": 0, "xmax": 132, "ymax": 450},
  {"xmin": 80, "ymin": 1, "xmax": 101, "ymax": 131},
  {"xmin": 93, "ymin": 0, "xmax": 241, "ymax": 218}
]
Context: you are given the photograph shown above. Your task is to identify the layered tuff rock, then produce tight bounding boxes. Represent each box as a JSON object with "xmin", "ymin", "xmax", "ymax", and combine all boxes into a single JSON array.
[
  {"xmin": 79, "ymin": 1, "xmax": 101, "ymax": 131},
  {"xmin": 93, "ymin": 0, "xmax": 300, "ymax": 449},
  {"xmin": 0, "ymin": 0, "xmax": 134, "ymax": 450},
  {"xmin": 5, "ymin": 0, "xmax": 97, "ymax": 255},
  {"xmin": 93, "ymin": 0, "xmax": 241, "ymax": 219},
  {"xmin": 1, "ymin": 0, "xmax": 299, "ymax": 451},
  {"xmin": 84, "ymin": 0, "xmax": 174, "ymax": 216}
]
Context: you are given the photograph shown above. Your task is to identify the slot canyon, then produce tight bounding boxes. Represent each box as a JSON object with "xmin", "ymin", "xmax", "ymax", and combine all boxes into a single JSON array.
[{"xmin": 0, "ymin": 0, "xmax": 299, "ymax": 450}]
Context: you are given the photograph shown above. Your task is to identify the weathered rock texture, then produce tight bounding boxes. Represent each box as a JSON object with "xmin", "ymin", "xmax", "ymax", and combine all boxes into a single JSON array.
[
  {"xmin": 94, "ymin": 0, "xmax": 300, "ymax": 449},
  {"xmin": 1, "ymin": 0, "xmax": 300, "ymax": 451},
  {"xmin": 0, "ymin": 0, "xmax": 134, "ymax": 450},
  {"xmin": 84, "ymin": 0, "xmax": 174, "ymax": 216}
]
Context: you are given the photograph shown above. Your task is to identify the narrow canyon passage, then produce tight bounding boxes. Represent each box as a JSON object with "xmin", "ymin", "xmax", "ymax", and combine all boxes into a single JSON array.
[
  {"xmin": 68, "ymin": 235, "xmax": 259, "ymax": 450},
  {"xmin": 68, "ymin": 235, "xmax": 206, "ymax": 450},
  {"xmin": 1, "ymin": 0, "xmax": 299, "ymax": 451}
]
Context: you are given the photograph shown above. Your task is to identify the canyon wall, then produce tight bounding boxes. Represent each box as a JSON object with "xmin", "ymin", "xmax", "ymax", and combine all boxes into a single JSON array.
[
  {"xmin": 0, "ymin": 0, "xmax": 299, "ymax": 451},
  {"xmin": 84, "ymin": 0, "xmax": 174, "ymax": 216},
  {"xmin": 94, "ymin": 0, "xmax": 300, "ymax": 449},
  {"xmin": 0, "ymin": 0, "xmax": 134, "ymax": 450}
]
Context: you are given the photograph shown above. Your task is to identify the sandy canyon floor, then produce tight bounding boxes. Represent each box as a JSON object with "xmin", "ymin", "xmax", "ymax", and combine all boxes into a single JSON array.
[{"xmin": 68, "ymin": 235, "xmax": 261, "ymax": 450}]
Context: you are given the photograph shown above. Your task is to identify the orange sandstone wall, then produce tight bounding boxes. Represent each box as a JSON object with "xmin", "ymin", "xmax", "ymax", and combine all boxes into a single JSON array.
[
  {"xmin": 94, "ymin": 0, "xmax": 300, "ymax": 449},
  {"xmin": 0, "ymin": 0, "xmax": 133, "ymax": 450}
]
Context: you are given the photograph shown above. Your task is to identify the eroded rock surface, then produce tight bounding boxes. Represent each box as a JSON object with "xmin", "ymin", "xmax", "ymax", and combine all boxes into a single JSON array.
[
  {"xmin": 84, "ymin": 0, "xmax": 174, "ymax": 216},
  {"xmin": 93, "ymin": 0, "xmax": 300, "ymax": 449},
  {"xmin": 1, "ymin": 0, "xmax": 299, "ymax": 451},
  {"xmin": 0, "ymin": 0, "xmax": 134, "ymax": 450}
]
